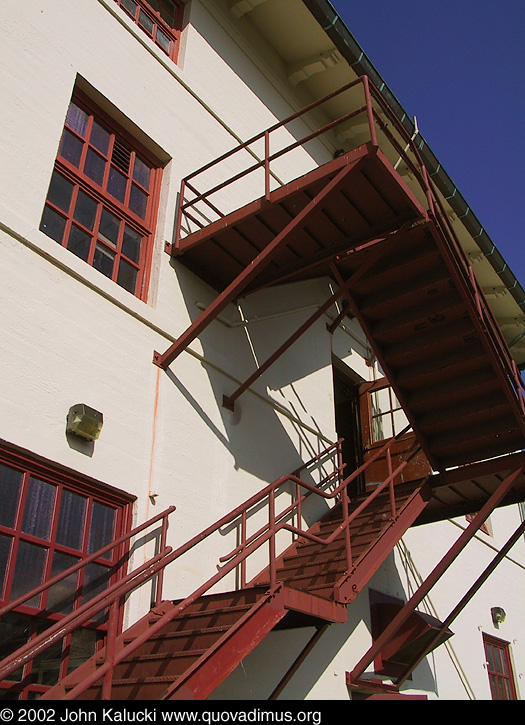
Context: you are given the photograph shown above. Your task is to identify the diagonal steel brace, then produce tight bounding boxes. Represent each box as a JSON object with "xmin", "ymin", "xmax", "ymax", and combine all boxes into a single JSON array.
[{"xmin": 153, "ymin": 163, "xmax": 357, "ymax": 369}]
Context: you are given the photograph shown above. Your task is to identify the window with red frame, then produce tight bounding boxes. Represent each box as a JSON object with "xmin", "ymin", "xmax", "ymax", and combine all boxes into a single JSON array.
[
  {"xmin": 0, "ymin": 450, "xmax": 133, "ymax": 700},
  {"xmin": 39, "ymin": 93, "xmax": 162, "ymax": 300},
  {"xmin": 483, "ymin": 634, "xmax": 518, "ymax": 700},
  {"xmin": 114, "ymin": 0, "xmax": 184, "ymax": 60}
]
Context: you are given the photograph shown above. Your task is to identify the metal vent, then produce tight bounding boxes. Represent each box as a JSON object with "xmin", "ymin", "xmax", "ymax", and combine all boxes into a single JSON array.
[{"xmin": 112, "ymin": 137, "xmax": 132, "ymax": 173}]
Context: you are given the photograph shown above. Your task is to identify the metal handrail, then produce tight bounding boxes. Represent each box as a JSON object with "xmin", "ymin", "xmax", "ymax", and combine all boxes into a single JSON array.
[
  {"xmin": 0, "ymin": 506, "xmax": 175, "ymax": 687},
  {"xmin": 0, "ymin": 505, "xmax": 175, "ymax": 620},
  {"xmin": 57, "ymin": 429, "xmax": 415, "ymax": 700},
  {"xmin": 173, "ymin": 75, "xmax": 420, "ymax": 248}
]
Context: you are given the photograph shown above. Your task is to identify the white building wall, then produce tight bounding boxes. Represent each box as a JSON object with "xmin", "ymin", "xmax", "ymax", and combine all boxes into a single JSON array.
[{"xmin": 0, "ymin": 0, "xmax": 523, "ymax": 701}]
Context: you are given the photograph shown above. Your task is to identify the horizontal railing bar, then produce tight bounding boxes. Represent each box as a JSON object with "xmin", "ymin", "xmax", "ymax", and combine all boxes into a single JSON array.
[
  {"xmin": 0, "ymin": 506, "xmax": 176, "ymax": 619},
  {"xmin": 0, "ymin": 548, "xmax": 172, "ymax": 682}
]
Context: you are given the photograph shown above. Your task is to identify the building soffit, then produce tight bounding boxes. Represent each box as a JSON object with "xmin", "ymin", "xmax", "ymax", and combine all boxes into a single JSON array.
[{"xmin": 222, "ymin": 0, "xmax": 525, "ymax": 368}]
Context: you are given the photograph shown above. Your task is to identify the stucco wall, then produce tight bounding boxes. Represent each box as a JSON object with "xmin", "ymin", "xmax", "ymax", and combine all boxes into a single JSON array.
[{"xmin": 1, "ymin": 0, "xmax": 523, "ymax": 701}]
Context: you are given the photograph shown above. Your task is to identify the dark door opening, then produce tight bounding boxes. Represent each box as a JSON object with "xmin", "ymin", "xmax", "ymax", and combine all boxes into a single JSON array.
[{"xmin": 333, "ymin": 363, "xmax": 364, "ymax": 496}]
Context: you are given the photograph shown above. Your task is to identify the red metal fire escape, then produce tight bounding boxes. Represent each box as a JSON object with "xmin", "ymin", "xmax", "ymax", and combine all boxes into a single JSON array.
[{"xmin": 1, "ymin": 77, "xmax": 525, "ymax": 700}]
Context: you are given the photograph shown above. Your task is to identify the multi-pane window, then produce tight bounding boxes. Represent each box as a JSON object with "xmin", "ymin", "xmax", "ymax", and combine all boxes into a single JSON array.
[
  {"xmin": 0, "ymin": 454, "xmax": 132, "ymax": 700},
  {"xmin": 370, "ymin": 384, "xmax": 410, "ymax": 443},
  {"xmin": 483, "ymin": 634, "xmax": 518, "ymax": 700},
  {"xmin": 40, "ymin": 93, "xmax": 162, "ymax": 300},
  {"xmin": 114, "ymin": 0, "xmax": 184, "ymax": 59}
]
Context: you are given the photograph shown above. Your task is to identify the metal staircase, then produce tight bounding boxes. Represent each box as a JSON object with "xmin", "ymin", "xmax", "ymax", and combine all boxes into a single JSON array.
[
  {"xmin": 2, "ymin": 77, "xmax": 524, "ymax": 700},
  {"xmin": 37, "ymin": 461, "xmax": 431, "ymax": 701}
]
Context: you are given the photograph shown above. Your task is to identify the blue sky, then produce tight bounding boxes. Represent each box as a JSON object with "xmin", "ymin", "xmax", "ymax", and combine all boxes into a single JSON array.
[{"xmin": 331, "ymin": 0, "xmax": 525, "ymax": 288}]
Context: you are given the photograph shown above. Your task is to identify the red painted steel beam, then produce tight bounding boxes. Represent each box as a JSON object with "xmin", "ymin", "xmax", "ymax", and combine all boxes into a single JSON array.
[
  {"xmin": 164, "ymin": 587, "xmax": 288, "ymax": 700},
  {"xmin": 153, "ymin": 163, "xmax": 358, "ymax": 370},
  {"xmin": 222, "ymin": 240, "xmax": 392, "ymax": 410},
  {"xmin": 346, "ymin": 464, "xmax": 523, "ymax": 685},
  {"xmin": 395, "ymin": 517, "xmax": 525, "ymax": 688}
]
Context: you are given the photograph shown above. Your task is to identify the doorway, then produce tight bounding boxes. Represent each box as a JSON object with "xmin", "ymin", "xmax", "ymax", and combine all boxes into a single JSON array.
[{"xmin": 332, "ymin": 361, "xmax": 364, "ymax": 496}]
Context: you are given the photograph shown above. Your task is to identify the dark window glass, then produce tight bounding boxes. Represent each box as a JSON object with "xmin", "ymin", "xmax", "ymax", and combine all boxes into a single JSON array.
[
  {"xmin": 59, "ymin": 130, "xmax": 83, "ymax": 167},
  {"xmin": 87, "ymin": 502, "xmax": 115, "ymax": 556},
  {"xmin": 117, "ymin": 259, "xmax": 138, "ymax": 294},
  {"xmin": 129, "ymin": 184, "xmax": 147, "ymax": 219},
  {"xmin": 84, "ymin": 148, "xmax": 106, "ymax": 186},
  {"xmin": 93, "ymin": 244, "xmax": 115, "ymax": 278},
  {"xmin": 0, "ymin": 613, "xmax": 31, "ymax": 683},
  {"xmin": 99, "ymin": 208, "xmax": 120, "ymax": 248},
  {"xmin": 65, "ymin": 103, "xmax": 89, "ymax": 138},
  {"xmin": 90, "ymin": 121, "xmax": 110, "ymax": 155},
  {"xmin": 46, "ymin": 552, "xmax": 79, "ymax": 615},
  {"xmin": 47, "ymin": 172, "xmax": 74, "ymax": 213},
  {"xmin": 107, "ymin": 166, "xmax": 127, "ymax": 203},
  {"xmin": 0, "ymin": 464, "xmax": 23, "ymax": 528},
  {"xmin": 40, "ymin": 207, "xmax": 67, "ymax": 244},
  {"xmin": 67, "ymin": 226, "xmax": 91, "ymax": 262},
  {"xmin": 138, "ymin": 9, "xmax": 154, "ymax": 33},
  {"xmin": 21, "ymin": 478, "xmax": 56, "ymax": 540},
  {"xmin": 10, "ymin": 541, "xmax": 47, "ymax": 608},
  {"xmin": 0, "ymin": 534, "xmax": 12, "ymax": 597},
  {"xmin": 122, "ymin": 225, "xmax": 142, "ymax": 263},
  {"xmin": 56, "ymin": 490, "xmax": 87, "ymax": 550},
  {"xmin": 133, "ymin": 157, "xmax": 151, "ymax": 189},
  {"xmin": 73, "ymin": 190, "xmax": 98, "ymax": 231}
]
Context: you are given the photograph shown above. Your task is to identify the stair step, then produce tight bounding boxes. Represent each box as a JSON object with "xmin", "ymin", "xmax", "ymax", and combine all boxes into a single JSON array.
[
  {"xmin": 147, "ymin": 603, "xmax": 254, "ymax": 634},
  {"xmin": 122, "ymin": 624, "xmax": 231, "ymax": 655}
]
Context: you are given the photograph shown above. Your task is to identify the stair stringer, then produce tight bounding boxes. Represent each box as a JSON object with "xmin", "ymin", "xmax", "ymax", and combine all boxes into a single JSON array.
[
  {"xmin": 334, "ymin": 480, "xmax": 432, "ymax": 604},
  {"xmin": 163, "ymin": 585, "xmax": 288, "ymax": 700}
]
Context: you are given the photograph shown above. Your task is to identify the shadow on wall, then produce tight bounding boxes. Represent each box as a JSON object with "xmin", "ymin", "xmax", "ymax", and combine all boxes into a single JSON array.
[{"xmin": 208, "ymin": 554, "xmax": 440, "ymax": 700}]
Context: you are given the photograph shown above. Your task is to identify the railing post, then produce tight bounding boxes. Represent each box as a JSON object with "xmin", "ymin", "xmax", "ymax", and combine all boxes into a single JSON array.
[
  {"xmin": 342, "ymin": 480, "xmax": 353, "ymax": 575},
  {"xmin": 101, "ymin": 597, "xmax": 119, "ymax": 700},
  {"xmin": 387, "ymin": 448, "xmax": 396, "ymax": 519},
  {"xmin": 264, "ymin": 131, "xmax": 271, "ymax": 200},
  {"xmin": 240, "ymin": 510, "xmax": 247, "ymax": 588},
  {"xmin": 155, "ymin": 514, "xmax": 170, "ymax": 606},
  {"xmin": 174, "ymin": 179, "xmax": 186, "ymax": 251},
  {"xmin": 362, "ymin": 76, "xmax": 378, "ymax": 147},
  {"xmin": 269, "ymin": 488, "xmax": 276, "ymax": 590}
]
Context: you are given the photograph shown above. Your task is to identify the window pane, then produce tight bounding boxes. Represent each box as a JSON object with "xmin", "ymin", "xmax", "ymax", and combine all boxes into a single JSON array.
[
  {"xmin": 121, "ymin": 0, "xmax": 138, "ymax": 16},
  {"xmin": 67, "ymin": 225, "xmax": 91, "ymax": 262},
  {"xmin": 87, "ymin": 502, "xmax": 115, "ymax": 555},
  {"xmin": 0, "ymin": 464, "xmax": 23, "ymax": 528},
  {"xmin": 21, "ymin": 477, "xmax": 56, "ymax": 540},
  {"xmin": 40, "ymin": 206, "xmax": 67, "ymax": 244},
  {"xmin": 122, "ymin": 225, "xmax": 142, "ymax": 263},
  {"xmin": 68, "ymin": 628, "xmax": 98, "ymax": 674},
  {"xmin": 59, "ymin": 129, "xmax": 83, "ymax": 167},
  {"xmin": 93, "ymin": 244, "xmax": 115, "ymax": 278},
  {"xmin": 129, "ymin": 184, "xmax": 148, "ymax": 219},
  {"xmin": 0, "ymin": 534, "xmax": 12, "ymax": 597},
  {"xmin": 138, "ymin": 9, "xmax": 154, "ymax": 34},
  {"xmin": 56, "ymin": 490, "xmax": 87, "ymax": 550},
  {"xmin": 82, "ymin": 563, "xmax": 111, "ymax": 624},
  {"xmin": 47, "ymin": 172, "xmax": 74, "ymax": 213},
  {"xmin": 73, "ymin": 190, "xmax": 98, "ymax": 231},
  {"xmin": 0, "ymin": 613, "xmax": 32, "ymax": 683},
  {"xmin": 10, "ymin": 541, "xmax": 47, "ymax": 608},
  {"xmin": 30, "ymin": 620, "xmax": 63, "ymax": 686},
  {"xmin": 117, "ymin": 258, "xmax": 138, "ymax": 294},
  {"xmin": 107, "ymin": 166, "xmax": 127, "ymax": 203},
  {"xmin": 156, "ymin": 27, "xmax": 171, "ymax": 53},
  {"xmin": 46, "ymin": 551, "xmax": 79, "ymax": 615},
  {"xmin": 84, "ymin": 148, "xmax": 106, "ymax": 186},
  {"xmin": 98, "ymin": 208, "xmax": 120, "ymax": 248},
  {"xmin": 90, "ymin": 121, "xmax": 110, "ymax": 155},
  {"xmin": 132, "ymin": 157, "xmax": 151, "ymax": 189},
  {"xmin": 65, "ymin": 102, "xmax": 89, "ymax": 138}
]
